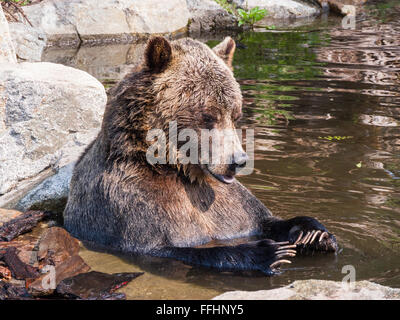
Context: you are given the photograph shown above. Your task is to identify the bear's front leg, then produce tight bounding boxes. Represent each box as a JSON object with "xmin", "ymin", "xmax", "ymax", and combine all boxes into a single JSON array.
[
  {"xmin": 155, "ymin": 239, "xmax": 297, "ymax": 276},
  {"xmin": 266, "ymin": 216, "xmax": 338, "ymax": 253}
]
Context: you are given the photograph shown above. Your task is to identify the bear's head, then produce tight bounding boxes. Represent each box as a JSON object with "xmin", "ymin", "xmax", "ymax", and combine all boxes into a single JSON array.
[{"xmin": 106, "ymin": 36, "xmax": 248, "ymax": 185}]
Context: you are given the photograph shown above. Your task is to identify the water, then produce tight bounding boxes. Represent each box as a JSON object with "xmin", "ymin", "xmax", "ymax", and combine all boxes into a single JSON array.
[{"xmin": 42, "ymin": 2, "xmax": 400, "ymax": 298}]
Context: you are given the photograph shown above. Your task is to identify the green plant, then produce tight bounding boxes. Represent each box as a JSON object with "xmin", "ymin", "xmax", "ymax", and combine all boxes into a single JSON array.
[
  {"xmin": 214, "ymin": 0, "xmax": 238, "ymax": 16},
  {"xmin": 237, "ymin": 6, "xmax": 268, "ymax": 29},
  {"xmin": 318, "ymin": 136, "xmax": 353, "ymax": 141},
  {"xmin": 214, "ymin": 0, "xmax": 272, "ymax": 30},
  {"xmin": 3, "ymin": 0, "xmax": 31, "ymax": 5}
]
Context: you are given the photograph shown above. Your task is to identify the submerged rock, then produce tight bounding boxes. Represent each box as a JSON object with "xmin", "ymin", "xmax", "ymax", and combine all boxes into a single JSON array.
[
  {"xmin": 0, "ymin": 62, "xmax": 106, "ymax": 202},
  {"xmin": 22, "ymin": 0, "xmax": 190, "ymax": 47},
  {"xmin": 213, "ymin": 279, "xmax": 400, "ymax": 300},
  {"xmin": 56, "ymin": 271, "xmax": 144, "ymax": 300},
  {"xmin": 0, "ymin": 5, "xmax": 17, "ymax": 63}
]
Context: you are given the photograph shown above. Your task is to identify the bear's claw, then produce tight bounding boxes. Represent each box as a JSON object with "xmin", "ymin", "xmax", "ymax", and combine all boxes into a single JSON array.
[
  {"xmin": 249, "ymin": 240, "xmax": 296, "ymax": 274},
  {"xmin": 270, "ymin": 259, "xmax": 291, "ymax": 269},
  {"xmin": 275, "ymin": 243, "xmax": 297, "ymax": 259},
  {"xmin": 269, "ymin": 242, "xmax": 296, "ymax": 272},
  {"xmin": 295, "ymin": 230, "xmax": 326, "ymax": 245},
  {"xmin": 294, "ymin": 230, "xmax": 329, "ymax": 246},
  {"xmin": 293, "ymin": 229, "xmax": 336, "ymax": 252},
  {"xmin": 282, "ymin": 216, "xmax": 338, "ymax": 253}
]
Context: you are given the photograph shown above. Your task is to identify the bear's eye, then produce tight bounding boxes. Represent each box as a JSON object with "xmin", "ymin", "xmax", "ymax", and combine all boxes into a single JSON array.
[{"xmin": 202, "ymin": 113, "xmax": 217, "ymax": 128}]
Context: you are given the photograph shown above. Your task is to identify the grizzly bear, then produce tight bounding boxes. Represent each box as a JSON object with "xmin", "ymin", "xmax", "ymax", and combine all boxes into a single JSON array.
[{"xmin": 64, "ymin": 36, "xmax": 337, "ymax": 275}]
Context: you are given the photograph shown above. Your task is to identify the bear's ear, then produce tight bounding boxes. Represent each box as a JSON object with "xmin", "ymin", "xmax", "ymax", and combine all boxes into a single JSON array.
[
  {"xmin": 144, "ymin": 37, "xmax": 172, "ymax": 72},
  {"xmin": 212, "ymin": 37, "xmax": 236, "ymax": 68}
]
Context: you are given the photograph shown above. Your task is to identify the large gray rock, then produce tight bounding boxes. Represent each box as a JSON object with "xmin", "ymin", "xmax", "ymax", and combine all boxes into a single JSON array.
[
  {"xmin": 0, "ymin": 5, "xmax": 17, "ymax": 63},
  {"xmin": 8, "ymin": 22, "xmax": 47, "ymax": 62},
  {"xmin": 0, "ymin": 62, "xmax": 106, "ymax": 199},
  {"xmin": 213, "ymin": 280, "xmax": 400, "ymax": 300},
  {"xmin": 41, "ymin": 43, "xmax": 140, "ymax": 79},
  {"xmin": 186, "ymin": 0, "xmax": 238, "ymax": 34},
  {"xmin": 232, "ymin": 0, "xmax": 320, "ymax": 19},
  {"xmin": 22, "ymin": 0, "xmax": 190, "ymax": 46},
  {"xmin": 15, "ymin": 162, "xmax": 75, "ymax": 212},
  {"xmin": 42, "ymin": 42, "xmax": 145, "ymax": 84}
]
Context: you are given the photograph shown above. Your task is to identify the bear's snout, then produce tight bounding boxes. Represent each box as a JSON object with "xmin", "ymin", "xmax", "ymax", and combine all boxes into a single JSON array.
[{"xmin": 233, "ymin": 151, "xmax": 248, "ymax": 169}]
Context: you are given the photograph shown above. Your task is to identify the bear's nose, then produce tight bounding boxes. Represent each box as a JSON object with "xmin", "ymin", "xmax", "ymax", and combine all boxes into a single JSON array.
[{"xmin": 233, "ymin": 152, "xmax": 248, "ymax": 169}]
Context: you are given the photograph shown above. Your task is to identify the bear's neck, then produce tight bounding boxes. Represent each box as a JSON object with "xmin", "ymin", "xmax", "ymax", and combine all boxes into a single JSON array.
[{"xmin": 99, "ymin": 70, "xmax": 155, "ymax": 164}]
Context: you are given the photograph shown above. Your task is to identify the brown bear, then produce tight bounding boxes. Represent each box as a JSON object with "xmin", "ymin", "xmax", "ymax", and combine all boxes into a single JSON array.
[{"xmin": 64, "ymin": 36, "xmax": 337, "ymax": 275}]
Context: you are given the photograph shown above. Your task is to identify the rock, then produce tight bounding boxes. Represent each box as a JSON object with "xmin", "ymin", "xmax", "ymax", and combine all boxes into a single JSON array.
[
  {"xmin": 56, "ymin": 271, "xmax": 144, "ymax": 300},
  {"xmin": 28, "ymin": 254, "xmax": 91, "ymax": 296},
  {"xmin": 0, "ymin": 208, "xmax": 24, "ymax": 227},
  {"xmin": 8, "ymin": 22, "xmax": 47, "ymax": 62},
  {"xmin": 0, "ymin": 5, "xmax": 17, "ymax": 63},
  {"xmin": 22, "ymin": 0, "xmax": 190, "ymax": 47},
  {"xmin": 123, "ymin": 0, "xmax": 190, "ymax": 34},
  {"xmin": 0, "ymin": 231, "xmax": 41, "ymax": 267},
  {"xmin": 186, "ymin": 0, "xmax": 238, "ymax": 34},
  {"xmin": 0, "ymin": 280, "xmax": 31, "ymax": 300},
  {"xmin": 27, "ymin": 227, "xmax": 91, "ymax": 296},
  {"xmin": 1, "ymin": 247, "xmax": 40, "ymax": 280},
  {"xmin": 0, "ymin": 266, "xmax": 11, "ymax": 281},
  {"xmin": 0, "ymin": 224, "xmax": 89, "ymax": 296},
  {"xmin": 36, "ymin": 227, "xmax": 81, "ymax": 266},
  {"xmin": 315, "ymin": 0, "xmax": 366, "ymax": 16},
  {"xmin": 16, "ymin": 163, "xmax": 74, "ymax": 212},
  {"xmin": 232, "ymin": 0, "xmax": 320, "ymax": 19},
  {"xmin": 213, "ymin": 279, "xmax": 400, "ymax": 300},
  {"xmin": 42, "ymin": 43, "xmax": 140, "ymax": 90},
  {"xmin": 0, "ymin": 62, "xmax": 106, "ymax": 200},
  {"xmin": 359, "ymin": 115, "xmax": 398, "ymax": 127},
  {"xmin": 0, "ymin": 210, "xmax": 49, "ymax": 241}
]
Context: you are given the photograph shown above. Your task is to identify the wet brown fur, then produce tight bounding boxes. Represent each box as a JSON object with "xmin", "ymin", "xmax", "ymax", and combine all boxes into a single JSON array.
[{"xmin": 64, "ymin": 37, "xmax": 336, "ymax": 272}]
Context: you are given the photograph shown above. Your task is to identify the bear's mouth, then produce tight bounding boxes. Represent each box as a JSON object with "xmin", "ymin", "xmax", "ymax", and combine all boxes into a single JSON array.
[{"xmin": 205, "ymin": 168, "xmax": 235, "ymax": 184}]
